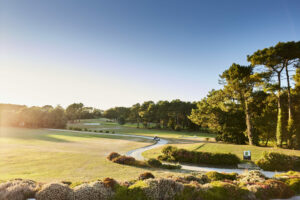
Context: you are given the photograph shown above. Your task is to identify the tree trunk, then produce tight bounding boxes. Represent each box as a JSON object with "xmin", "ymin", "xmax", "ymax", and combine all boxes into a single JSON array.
[
  {"xmin": 244, "ymin": 100, "xmax": 254, "ymax": 145},
  {"xmin": 285, "ymin": 64, "xmax": 294, "ymax": 147},
  {"xmin": 276, "ymin": 72, "xmax": 283, "ymax": 147}
]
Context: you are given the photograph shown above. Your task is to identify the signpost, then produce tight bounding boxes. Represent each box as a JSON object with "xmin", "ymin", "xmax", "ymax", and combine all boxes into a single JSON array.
[{"xmin": 243, "ymin": 150, "xmax": 251, "ymax": 160}]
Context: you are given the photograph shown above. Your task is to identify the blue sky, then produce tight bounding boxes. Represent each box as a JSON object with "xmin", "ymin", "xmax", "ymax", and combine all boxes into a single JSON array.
[{"xmin": 1, "ymin": 0, "xmax": 299, "ymax": 109}]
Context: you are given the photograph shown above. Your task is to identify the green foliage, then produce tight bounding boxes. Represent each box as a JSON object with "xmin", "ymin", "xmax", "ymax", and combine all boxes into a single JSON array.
[
  {"xmin": 201, "ymin": 181, "xmax": 248, "ymax": 200},
  {"xmin": 117, "ymin": 117, "xmax": 126, "ymax": 125},
  {"xmin": 160, "ymin": 146, "xmax": 240, "ymax": 166},
  {"xmin": 113, "ymin": 184, "xmax": 148, "ymax": 200},
  {"xmin": 256, "ymin": 152, "xmax": 300, "ymax": 171},
  {"xmin": 205, "ymin": 171, "xmax": 237, "ymax": 181},
  {"xmin": 285, "ymin": 178, "xmax": 300, "ymax": 194},
  {"xmin": 189, "ymin": 90, "xmax": 247, "ymax": 145}
]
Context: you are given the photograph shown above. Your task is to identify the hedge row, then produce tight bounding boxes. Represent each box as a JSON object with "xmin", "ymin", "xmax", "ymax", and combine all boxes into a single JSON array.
[
  {"xmin": 107, "ymin": 152, "xmax": 181, "ymax": 170},
  {"xmin": 256, "ymin": 152, "xmax": 300, "ymax": 171},
  {"xmin": 158, "ymin": 146, "xmax": 240, "ymax": 166},
  {"xmin": 1, "ymin": 171, "xmax": 299, "ymax": 200}
]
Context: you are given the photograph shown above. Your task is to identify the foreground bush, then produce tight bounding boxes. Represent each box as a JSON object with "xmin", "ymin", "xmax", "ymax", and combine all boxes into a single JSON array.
[
  {"xmin": 0, "ymin": 179, "xmax": 38, "ymax": 200},
  {"xmin": 256, "ymin": 152, "xmax": 300, "ymax": 171},
  {"xmin": 0, "ymin": 171, "xmax": 299, "ymax": 200},
  {"xmin": 36, "ymin": 183, "xmax": 74, "ymax": 200},
  {"xmin": 159, "ymin": 146, "xmax": 240, "ymax": 166}
]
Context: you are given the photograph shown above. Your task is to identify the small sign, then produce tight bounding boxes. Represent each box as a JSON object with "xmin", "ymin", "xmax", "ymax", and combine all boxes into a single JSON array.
[{"xmin": 243, "ymin": 151, "xmax": 251, "ymax": 160}]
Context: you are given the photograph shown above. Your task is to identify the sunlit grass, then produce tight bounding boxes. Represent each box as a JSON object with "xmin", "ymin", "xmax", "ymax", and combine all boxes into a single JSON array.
[{"xmin": 0, "ymin": 127, "xmax": 183, "ymax": 182}]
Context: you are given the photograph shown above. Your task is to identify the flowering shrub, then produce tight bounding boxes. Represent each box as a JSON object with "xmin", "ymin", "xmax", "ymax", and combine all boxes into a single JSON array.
[
  {"xmin": 0, "ymin": 179, "xmax": 38, "ymax": 200},
  {"xmin": 36, "ymin": 183, "xmax": 74, "ymax": 200}
]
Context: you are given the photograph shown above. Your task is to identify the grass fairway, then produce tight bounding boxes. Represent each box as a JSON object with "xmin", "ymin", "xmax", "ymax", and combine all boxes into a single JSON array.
[
  {"xmin": 143, "ymin": 142, "xmax": 300, "ymax": 162},
  {"xmin": 0, "ymin": 127, "xmax": 182, "ymax": 182},
  {"xmin": 67, "ymin": 118, "xmax": 216, "ymax": 139}
]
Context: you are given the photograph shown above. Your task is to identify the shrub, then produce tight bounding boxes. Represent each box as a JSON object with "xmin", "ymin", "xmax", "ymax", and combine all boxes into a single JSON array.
[
  {"xmin": 105, "ymin": 131, "xmax": 110, "ymax": 133},
  {"xmin": 250, "ymin": 180, "xmax": 294, "ymax": 199},
  {"xmin": 238, "ymin": 170, "xmax": 266, "ymax": 184},
  {"xmin": 112, "ymin": 156, "xmax": 136, "ymax": 165},
  {"xmin": 206, "ymin": 171, "xmax": 238, "ymax": 181},
  {"xmin": 202, "ymin": 181, "xmax": 249, "ymax": 200},
  {"xmin": 0, "ymin": 179, "xmax": 38, "ymax": 200},
  {"xmin": 162, "ymin": 164, "xmax": 182, "ymax": 170},
  {"xmin": 160, "ymin": 146, "xmax": 240, "ymax": 166},
  {"xmin": 117, "ymin": 117, "xmax": 126, "ymax": 125},
  {"xmin": 286, "ymin": 179, "xmax": 300, "ymax": 194},
  {"xmin": 36, "ymin": 183, "xmax": 74, "ymax": 200},
  {"xmin": 144, "ymin": 178, "xmax": 184, "ymax": 200},
  {"xmin": 103, "ymin": 178, "xmax": 118, "ymax": 189},
  {"xmin": 90, "ymin": 181, "xmax": 114, "ymax": 200},
  {"xmin": 147, "ymin": 158, "xmax": 162, "ymax": 168},
  {"xmin": 138, "ymin": 172, "xmax": 155, "ymax": 180},
  {"xmin": 256, "ymin": 152, "xmax": 300, "ymax": 171},
  {"xmin": 114, "ymin": 182, "xmax": 148, "ymax": 200},
  {"xmin": 107, "ymin": 152, "xmax": 121, "ymax": 161},
  {"xmin": 74, "ymin": 183, "xmax": 99, "ymax": 200},
  {"xmin": 84, "ymin": 128, "xmax": 88, "ymax": 131}
]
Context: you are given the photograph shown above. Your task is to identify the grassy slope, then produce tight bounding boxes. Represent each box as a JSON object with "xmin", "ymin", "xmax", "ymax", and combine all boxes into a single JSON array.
[
  {"xmin": 143, "ymin": 142, "xmax": 300, "ymax": 162},
  {"xmin": 0, "ymin": 127, "xmax": 183, "ymax": 182}
]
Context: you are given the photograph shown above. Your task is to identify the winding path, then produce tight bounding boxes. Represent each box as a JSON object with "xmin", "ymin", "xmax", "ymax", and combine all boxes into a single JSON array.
[{"xmin": 49, "ymin": 129, "xmax": 281, "ymax": 178}]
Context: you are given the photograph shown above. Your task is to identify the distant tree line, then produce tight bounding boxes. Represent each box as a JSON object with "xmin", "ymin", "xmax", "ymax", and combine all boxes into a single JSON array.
[
  {"xmin": 0, "ymin": 103, "xmax": 102, "ymax": 129},
  {"xmin": 103, "ymin": 100, "xmax": 200, "ymax": 131},
  {"xmin": 189, "ymin": 41, "xmax": 300, "ymax": 149}
]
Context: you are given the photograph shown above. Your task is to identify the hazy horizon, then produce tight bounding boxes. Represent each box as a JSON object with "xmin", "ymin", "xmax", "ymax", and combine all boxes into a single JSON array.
[{"xmin": 1, "ymin": 0, "xmax": 300, "ymax": 109}]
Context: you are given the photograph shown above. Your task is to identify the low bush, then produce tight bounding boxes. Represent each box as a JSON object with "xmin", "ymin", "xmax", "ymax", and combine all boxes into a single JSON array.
[
  {"xmin": 108, "ymin": 152, "xmax": 180, "ymax": 170},
  {"xmin": 206, "ymin": 171, "xmax": 238, "ymax": 181},
  {"xmin": 256, "ymin": 152, "xmax": 300, "ymax": 171},
  {"xmin": 107, "ymin": 152, "xmax": 121, "ymax": 161},
  {"xmin": 112, "ymin": 156, "xmax": 136, "ymax": 165},
  {"xmin": 105, "ymin": 130, "xmax": 110, "ymax": 133},
  {"xmin": 147, "ymin": 158, "xmax": 162, "ymax": 168},
  {"xmin": 84, "ymin": 128, "xmax": 88, "ymax": 131},
  {"xmin": 162, "ymin": 163, "xmax": 182, "ymax": 170},
  {"xmin": 138, "ymin": 172, "xmax": 155, "ymax": 180},
  {"xmin": 159, "ymin": 146, "xmax": 240, "ymax": 166}
]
